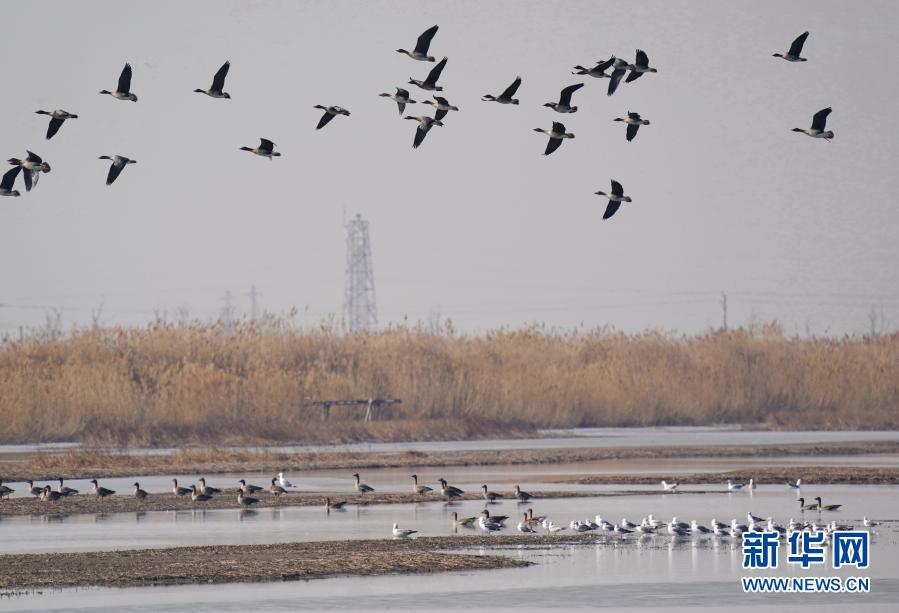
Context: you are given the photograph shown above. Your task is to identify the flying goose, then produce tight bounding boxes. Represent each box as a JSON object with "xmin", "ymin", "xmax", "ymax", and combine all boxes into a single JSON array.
[
  {"xmin": 198, "ymin": 477, "xmax": 220, "ymax": 496},
  {"xmin": 353, "ymin": 473, "xmax": 374, "ymax": 494},
  {"xmin": 533, "ymin": 122, "xmax": 574, "ymax": 156},
  {"xmin": 325, "ymin": 497, "xmax": 347, "ymax": 511},
  {"xmin": 0, "ymin": 480, "xmax": 14, "ymax": 498},
  {"xmin": 237, "ymin": 491, "xmax": 259, "ymax": 507},
  {"xmin": 269, "ymin": 478, "xmax": 287, "ymax": 496},
  {"xmin": 57, "ymin": 478, "xmax": 79, "ymax": 496},
  {"xmin": 615, "ymin": 112, "xmax": 650, "ymax": 141},
  {"xmin": 793, "ymin": 107, "xmax": 834, "ymax": 140},
  {"xmin": 513, "ymin": 485, "xmax": 532, "ymax": 501},
  {"xmin": 392, "ymin": 522, "xmax": 418, "ymax": 537},
  {"xmin": 660, "ymin": 480, "xmax": 678, "ymax": 492},
  {"xmin": 405, "ymin": 115, "xmax": 444, "ymax": 148},
  {"xmin": 625, "ymin": 49, "xmax": 658, "ymax": 83},
  {"xmin": 190, "ymin": 485, "xmax": 213, "ymax": 503},
  {"xmin": 814, "ymin": 496, "xmax": 842, "ymax": 512},
  {"xmin": 98, "ymin": 155, "xmax": 136, "ymax": 185},
  {"xmin": 411, "ymin": 474, "xmax": 433, "ymax": 495},
  {"xmin": 26, "ymin": 480, "xmax": 43, "ymax": 496},
  {"xmin": 133, "ymin": 482, "xmax": 148, "ymax": 499},
  {"xmin": 774, "ymin": 31, "xmax": 810, "ymax": 62},
  {"xmin": 7, "ymin": 151, "xmax": 50, "ymax": 192},
  {"xmin": 482, "ymin": 76, "xmax": 522, "ymax": 104},
  {"xmin": 380, "ymin": 88, "xmax": 416, "ymax": 115},
  {"xmin": 194, "ymin": 60, "xmax": 231, "ymax": 98},
  {"xmin": 41, "ymin": 485, "xmax": 62, "ymax": 501},
  {"xmin": 421, "ymin": 96, "xmax": 458, "ymax": 121},
  {"xmin": 314, "ymin": 105, "xmax": 350, "ymax": 130},
  {"xmin": 607, "ymin": 58, "xmax": 629, "ymax": 96},
  {"xmin": 409, "ymin": 56, "xmax": 447, "ymax": 91},
  {"xmin": 481, "ymin": 484, "xmax": 503, "ymax": 502},
  {"xmin": 544, "ymin": 83, "xmax": 584, "ymax": 113},
  {"xmin": 240, "ymin": 138, "xmax": 280, "ymax": 159},
  {"xmin": 0, "ymin": 167, "xmax": 22, "ymax": 197},
  {"xmin": 172, "ymin": 478, "xmax": 191, "ymax": 497},
  {"xmin": 595, "ymin": 180, "xmax": 632, "ymax": 220},
  {"xmin": 278, "ymin": 472, "xmax": 296, "ymax": 488},
  {"xmin": 100, "ymin": 63, "xmax": 137, "ymax": 101},
  {"xmin": 35, "ymin": 109, "xmax": 78, "ymax": 139},
  {"xmin": 90, "ymin": 479, "xmax": 115, "ymax": 498},
  {"xmin": 397, "ymin": 25, "xmax": 439, "ymax": 61},
  {"xmin": 573, "ymin": 57, "xmax": 615, "ymax": 78},
  {"xmin": 238, "ymin": 479, "xmax": 263, "ymax": 494}
]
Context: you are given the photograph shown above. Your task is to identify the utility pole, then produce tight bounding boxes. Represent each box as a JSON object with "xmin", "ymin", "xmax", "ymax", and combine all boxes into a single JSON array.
[
  {"xmin": 343, "ymin": 214, "xmax": 378, "ymax": 332},
  {"xmin": 245, "ymin": 285, "xmax": 262, "ymax": 322},
  {"xmin": 220, "ymin": 290, "xmax": 235, "ymax": 331},
  {"xmin": 720, "ymin": 292, "xmax": 728, "ymax": 331}
]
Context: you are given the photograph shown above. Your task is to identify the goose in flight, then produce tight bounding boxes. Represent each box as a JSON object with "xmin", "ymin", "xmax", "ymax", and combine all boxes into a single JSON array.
[
  {"xmin": 397, "ymin": 25, "xmax": 439, "ymax": 61},
  {"xmin": 533, "ymin": 122, "xmax": 574, "ymax": 155},
  {"xmin": 380, "ymin": 88, "xmax": 416, "ymax": 115},
  {"xmin": 793, "ymin": 107, "xmax": 834, "ymax": 140},
  {"xmin": 625, "ymin": 50, "xmax": 658, "ymax": 83},
  {"xmin": 774, "ymin": 31, "xmax": 810, "ymax": 62},
  {"xmin": 615, "ymin": 112, "xmax": 650, "ymax": 141},
  {"xmin": 98, "ymin": 155, "xmax": 136, "ymax": 185},
  {"xmin": 0, "ymin": 166, "xmax": 22, "ymax": 197},
  {"xmin": 7, "ymin": 151, "xmax": 50, "ymax": 192},
  {"xmin": 544, "ymin": 83, "xmax": 584, "ymax": 113},
  {"xmin": 405, "ymin": 115, "xmax": 444, "ymax": 148},
  {"xmin": 194, "ymin": 61, "xmax": 231, "ymax": 98},
  {"xmin": 421, "ymin": 96, "xmax": 458, "ymax": 121},
  {"xmin": 100, "ymin": 63, "xmax": 137, "ymax": 101},
  {"xmin": 482, "ymin": 76, "xmax": 521, "ymax": 104},
  {"xmin": 240, "ymin": 138, "xmax": 281, "ymax": 159},
  {"xmin": 595, "ymin": 180, "xmax": 632, "ymax": 220},
  {"xmin": 573, "ymin": 57, "xmax": 615, "ymax": 78},
  {"xmin": 607, "ymin": 58, "xmax": 629, "ymax": 96},
  {"xmin": 409, "ymin": 57, "xmax": 448, "ymax": 91},
  {"xmin": 314, "ymin": 105, "xmax": 350, "ymax": 130},
  {"xmin": 35, "ymin": 109, "xmax": 78, "ymax": 140}
]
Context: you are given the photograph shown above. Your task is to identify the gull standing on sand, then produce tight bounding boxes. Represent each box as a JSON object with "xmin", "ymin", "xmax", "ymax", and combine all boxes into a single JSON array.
[{"xmin": 278, "ymin": 472, "xmax": 296, "ymax": 489}]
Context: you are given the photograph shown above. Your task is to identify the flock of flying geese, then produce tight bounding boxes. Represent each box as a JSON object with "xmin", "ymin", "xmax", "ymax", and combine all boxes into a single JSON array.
[{"xmin": 0, "ymin": 27, "xmax": 834, "ymax": 222}]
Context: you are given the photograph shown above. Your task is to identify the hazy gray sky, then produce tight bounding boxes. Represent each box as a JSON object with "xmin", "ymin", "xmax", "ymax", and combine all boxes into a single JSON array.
[{"xmin": 1, "ymin": 0, "xmax": 897, "ymax": 335}]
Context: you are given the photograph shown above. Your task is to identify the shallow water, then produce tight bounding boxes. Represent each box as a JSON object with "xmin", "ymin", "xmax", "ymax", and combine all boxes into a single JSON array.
[{"xmin": 2, "ymin": 426, "xmax": 897, "ymax": 458}]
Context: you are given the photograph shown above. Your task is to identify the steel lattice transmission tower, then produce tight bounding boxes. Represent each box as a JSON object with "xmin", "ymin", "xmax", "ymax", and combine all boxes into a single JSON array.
[{"xmin": 343, "ymin": 214, "xmax": 378, "ymax": 332}]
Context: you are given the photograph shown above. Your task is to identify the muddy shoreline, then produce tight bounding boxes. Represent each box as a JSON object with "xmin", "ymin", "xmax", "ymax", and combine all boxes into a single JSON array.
[
  {"xmin": 0, "ymin": 535, "xmax": 595, "ymax": 589},
  {"xmin": 5, "ymin": 439, "xmax": 898, "ymax": 482}
]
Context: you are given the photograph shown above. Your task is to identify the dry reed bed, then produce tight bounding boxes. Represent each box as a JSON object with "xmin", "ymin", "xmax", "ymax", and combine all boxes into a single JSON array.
[
  {"xmin": 0, "ymin": 535, "xmax": 574, "ymax": 589},
  {"xmin": 1, "ymin": 322, "xmax": 898, "ymax": 445},
  {"xmin": 11, "ymin": 440, "xmax": 899, "ymax": 482}
]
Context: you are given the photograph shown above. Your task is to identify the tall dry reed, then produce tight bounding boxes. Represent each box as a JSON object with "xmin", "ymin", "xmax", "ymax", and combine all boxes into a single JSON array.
[{"xmin": 0, "ymin": 320, "xmax": 896, "ymax": 444}]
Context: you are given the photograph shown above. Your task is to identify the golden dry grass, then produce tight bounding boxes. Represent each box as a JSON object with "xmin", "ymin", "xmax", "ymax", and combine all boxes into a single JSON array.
[{"xmin": 1, "ymin": 320, "xmax": 897, "ymax": 444}]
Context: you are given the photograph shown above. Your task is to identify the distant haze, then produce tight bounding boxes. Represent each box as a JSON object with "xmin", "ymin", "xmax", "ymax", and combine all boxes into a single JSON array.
[{"xmin": 1, "ymin": 0, "xmax": 897, "ymax": 336}]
